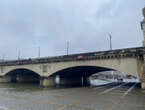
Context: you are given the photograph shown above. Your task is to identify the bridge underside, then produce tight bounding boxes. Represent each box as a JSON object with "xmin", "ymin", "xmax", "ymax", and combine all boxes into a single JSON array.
[
  {"xmin": 16, "ymin": 66, "xmax": 114, "ymax": 87},
  {"xmin": 48, "ymin": 66, "xmax": 112, "ymax": 86},
  {"xmin": 0, "ymin": 66, "xmax": 114, "ymax": 87},
  {"xmin": 0, "ymin": 69, "xmax": 40, "ymax": 84}
]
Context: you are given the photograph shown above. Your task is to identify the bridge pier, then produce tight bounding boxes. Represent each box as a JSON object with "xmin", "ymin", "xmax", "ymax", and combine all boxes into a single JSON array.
[
  {"xmin": 141, "ymin": 82, "xmax": 145, "ymax": 89},
  {"xmin": 0, "ymin": 76, "xmax": 11, "ymax": 83},
  {"xmin": 140, "ymin": 73, "xmax": 145, "ymax": 89},
  {"xmin": 40, "ymin": 77, "xmax": 56, "ymax": 87},
  {"xmin": 141, "ymin": 54, "xmax": 145, "ymax": 89},
  {"xmin": 81, "ymin": 76, "xmax": 90, "ymax": 86}
]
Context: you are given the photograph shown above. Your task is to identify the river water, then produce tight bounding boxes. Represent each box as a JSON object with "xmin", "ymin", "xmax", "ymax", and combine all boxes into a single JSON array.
[{"xmin": 0, "ymin": 83, "xmax": 144, "ymax": 110}]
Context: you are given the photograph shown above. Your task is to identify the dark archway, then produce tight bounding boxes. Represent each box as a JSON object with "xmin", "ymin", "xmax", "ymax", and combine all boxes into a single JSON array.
[
  {"xmin": 51, "ymin": 66, "xmax": 113, "ymax": 86},
  {"xmin": 5, "ymin": 68, "xmax": 40, "ymax": 84}
]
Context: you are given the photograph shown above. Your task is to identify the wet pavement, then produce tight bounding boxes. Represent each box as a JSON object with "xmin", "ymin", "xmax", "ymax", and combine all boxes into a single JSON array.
[{"xmin": 0, "ymin": 83, "xmax": 144, "ymax": 110}]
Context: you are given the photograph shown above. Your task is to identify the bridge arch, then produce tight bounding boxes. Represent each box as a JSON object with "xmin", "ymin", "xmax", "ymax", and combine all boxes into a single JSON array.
[
  {"xmin": 3, "ymin": 68, "xmax": 40, "ymax": 83},
  {"xmin": 0, "ymin": 56, "xmax": 143, "ymax": 87},
  {"xmin": 50, "ymin": 66, "xmax": 113, "ymax": 77},
  {"xmin": 49, "ymin": 66, "xmax": 115, "ymax": 86},
  {"xmin": 47, "ymin": 57, "xmax": 141, "ymax": 78}
]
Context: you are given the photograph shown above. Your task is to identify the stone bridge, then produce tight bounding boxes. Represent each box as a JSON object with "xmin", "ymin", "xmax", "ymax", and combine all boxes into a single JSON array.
[
  {"xmin": 0, "ymin": 47, "xmax": 145, "ymax": 88},
  {"xmin": 0, "ymin": 7, "xmax": 144, "ymax": 88}
]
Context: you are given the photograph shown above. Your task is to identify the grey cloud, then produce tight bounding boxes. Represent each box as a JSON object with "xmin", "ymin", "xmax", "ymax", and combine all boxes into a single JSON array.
[{"xmin": 0, "ymin": 0, "xmax": 144, "ymax": 59}]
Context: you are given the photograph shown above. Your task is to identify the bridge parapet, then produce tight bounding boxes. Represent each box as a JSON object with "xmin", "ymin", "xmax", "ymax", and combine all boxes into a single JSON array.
[{"xmin": 0, "ymin": 47, "xmax": 145, "ymax": 66}]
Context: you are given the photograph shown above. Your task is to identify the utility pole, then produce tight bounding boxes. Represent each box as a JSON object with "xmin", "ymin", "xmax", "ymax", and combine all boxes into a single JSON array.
[
  {"xmin": 67, "ymin": 41, "xmax": 69, "ymax": 55},
  {"xmin": 109, "ymin": 34, "xmax": 112, "ymax": 50},
  {"xmin": 18, "ymin": 49, "xmax": 20, "ymax": 60},
  {"xmin": 2, "ymin": 54, "xmax": 5, "ymax": 62},
  {"xmin": 38, "ymin": 47, "xmax": 40, "ymax": 58},
  {"xmin": 38, "ymin": 47, "xmax": 41, "ymax": 68}
]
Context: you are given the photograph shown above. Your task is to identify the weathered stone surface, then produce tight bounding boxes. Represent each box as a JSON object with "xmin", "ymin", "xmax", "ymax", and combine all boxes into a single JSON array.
[
  {"xmin": 140, "ymin": 74, "xmax": 145, "ymax": 89},
  {"xmin": 141, "ymin": 82, "xmax": 145, "ymax": 89}
]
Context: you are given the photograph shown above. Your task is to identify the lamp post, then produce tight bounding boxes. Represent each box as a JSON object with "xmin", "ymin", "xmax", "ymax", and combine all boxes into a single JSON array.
[
  {"xmin": 109, "ymin": 34, "xmax": 112, "ymax": 50},
  {"xmin": 38, "ymin": 47, "xmax": 40, "ymax": 58},
  {"xmin": 67, "ymin": 41, "xmax": 69, "ymax": 55}
]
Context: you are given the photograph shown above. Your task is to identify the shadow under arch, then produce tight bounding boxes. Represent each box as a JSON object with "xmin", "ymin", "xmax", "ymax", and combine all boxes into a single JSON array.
[
  {"xmin": 4, "ymin": 68, "xmax": 40, "ymax": 84},
  {"xmin": 50, "ymin": 66, "xmax": 114, "ymax": 86}
]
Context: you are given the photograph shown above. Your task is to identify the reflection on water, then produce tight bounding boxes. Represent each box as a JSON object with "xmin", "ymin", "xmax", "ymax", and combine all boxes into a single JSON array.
[
  {"xmin": 0, "ymin": 83, "xmax": 144, "ymax": 110},
  {"xmin": 0, "ymin": 83, "xmax": 83, "ymax": 93},
  {"xmin": 0, "ymin": 83, "xmax": 51, "ymax": 92}
]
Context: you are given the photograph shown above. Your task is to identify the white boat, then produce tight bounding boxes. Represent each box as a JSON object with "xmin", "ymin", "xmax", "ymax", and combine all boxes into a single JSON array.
[
  {"xmin": 90, "ymin": 71, "xmax": 140, "ymax": 86},
  {"xmin": 90, "ymin": 71, "xmax": 119, "ymax": 86},
  {"xmin": 90, "ymin": 79, "xmax": 114, "ymax": 86}
]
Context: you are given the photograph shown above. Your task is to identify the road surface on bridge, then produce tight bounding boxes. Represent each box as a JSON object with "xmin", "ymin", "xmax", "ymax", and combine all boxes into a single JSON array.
[{"xmin": 0, "ymin": 83, "xmax": 144, "ymax": 110}]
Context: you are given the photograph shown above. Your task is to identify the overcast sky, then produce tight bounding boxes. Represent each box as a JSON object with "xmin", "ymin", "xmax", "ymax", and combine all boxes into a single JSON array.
[{"xmin": 0, "ymin": 0, "xmax": 144, "ymax": 60}]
